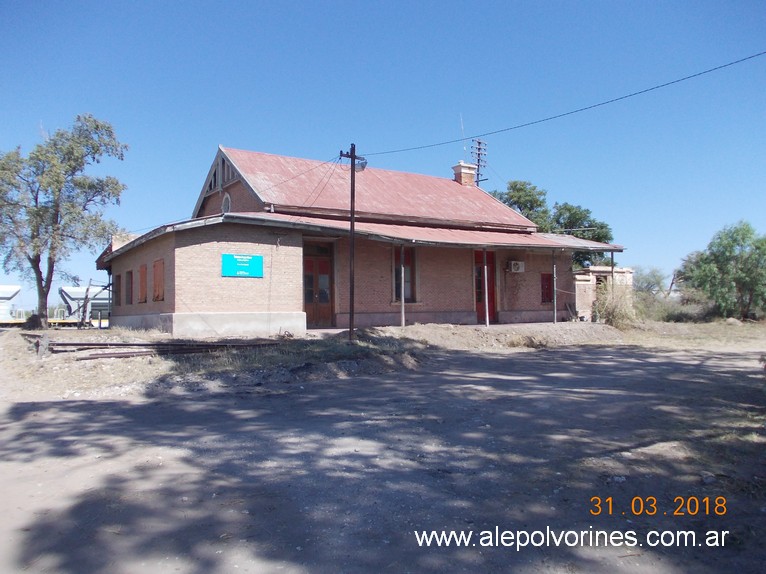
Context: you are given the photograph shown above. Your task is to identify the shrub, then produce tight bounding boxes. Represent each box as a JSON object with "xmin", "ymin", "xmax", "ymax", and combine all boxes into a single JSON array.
[{"xmin": 593, "ymin": 283, "xmax": 636, "ymax": 329}]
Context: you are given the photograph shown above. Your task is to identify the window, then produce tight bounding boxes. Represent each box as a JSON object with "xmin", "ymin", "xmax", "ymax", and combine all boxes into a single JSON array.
[
  {"xmin": 222, "ymin": 157, "xmax": 235, "ymax": 183},
  {"xmin": 153, "ymin": 259, "xmax": 165, "ymax": 302},
  {"xmin": 113, "ymin": 274, "xmax": 121, "ymax": 306},
  {"xmin": 394, "ymin": 247, "xmax": 416, "ymax": 303},
  {"xmin": 125, "ymin": 270, "xmax": 134, "ymax": 305},
  {"xmin": 138, "ymin": 264, "xmax": 147, "ymax": 303},
  {"xmin": 222, "ymin": 193, "xmax": 231, "ymax": 213},
  {"xmin": 541, "ymin": 273, "xmax": 553, "ymax": 304}
]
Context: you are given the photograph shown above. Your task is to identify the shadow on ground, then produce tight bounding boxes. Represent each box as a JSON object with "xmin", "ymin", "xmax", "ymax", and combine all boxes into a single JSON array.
[{"xmin": 1, "ymin": 344, "xmax": 764, "ymax": 573}]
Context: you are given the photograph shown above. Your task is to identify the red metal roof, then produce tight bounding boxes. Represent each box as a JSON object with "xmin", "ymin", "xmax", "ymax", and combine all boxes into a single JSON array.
[
  {"xmin": 101, "ymin": 212, "xmax": 623, "ymax": 270},
  {"xmin": 221, "ymin": 147, "xmax": 536, "ymax": 231},
  {"xmin": 224, "ymin": 212, "xmax": 623, "ymax": 251}
]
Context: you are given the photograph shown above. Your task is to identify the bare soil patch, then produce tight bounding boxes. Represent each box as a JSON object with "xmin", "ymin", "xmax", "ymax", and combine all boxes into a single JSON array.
[
  {"xmin": 0, "ymin": 322, "xmax": 628, "ymax": 401},
  {"xmin": 1, "ymin": 321, "xmax": 764, "ymax": 573}
]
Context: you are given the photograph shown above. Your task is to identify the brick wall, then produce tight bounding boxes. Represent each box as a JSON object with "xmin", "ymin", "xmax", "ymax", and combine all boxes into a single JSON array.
[
  {"xmin": 173, "ymin": 223, "xmax": 302, "ymax": 313},
  {"xmin": 110, "ymin": 221, "xmax": 584, "ymax": 328},
  {"xmin": 496, "ymin": 250, "xmax": 576, "ymax": 319},
  {"xmin": 333, "ymin": 238, "xmax": 474, "ymax": 316},
  {"xmin": 110, "ymin": 223, "xmax": 302, "ymax": 318},
  {"xmin": 110, "ymin": 233, "xmax": 175, "ymax": 316},
  {"xmin": 196, "ymin": 180, "xmax": 265, "ymax": 217}
]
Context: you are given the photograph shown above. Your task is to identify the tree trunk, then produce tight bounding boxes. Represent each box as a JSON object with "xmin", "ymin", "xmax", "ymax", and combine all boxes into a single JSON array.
[
  {"xmin": 29, "ymin": 257, "xmax": 51, "ymax": 329},
  {"xmin": 665, "ymin": 271, "xmax": 676, "ymax": 299},
  {"xmin": 36, "ymin": 287, "xmax": 49, "ymax": 329}
]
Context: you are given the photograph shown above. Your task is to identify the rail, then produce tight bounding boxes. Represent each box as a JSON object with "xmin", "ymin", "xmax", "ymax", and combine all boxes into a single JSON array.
[{"xmin": 21, "ymin": 333, "xmax": 280, "ymax": 360}]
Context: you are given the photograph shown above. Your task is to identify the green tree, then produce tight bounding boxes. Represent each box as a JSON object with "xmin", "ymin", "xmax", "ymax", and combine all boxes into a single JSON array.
[
  {"xmin": 678, "ymin": 221, "xmax": 766, "ymax": 319},
  {"xmin": 492, "ymin": 181, "xmax": 614, "ymax": 266},
  {"xmin": 551, "ymin": 202, "xmax": 614, "ymax": 267},
  {"xmin": 632, "ymin": 266, "xmax": 669, "ymax": 296},
  {"xmin": 491, "ymin": 180, "xmax": 553, "ymax": 231},
  {"xmin": 0, "ymin": 114, "xmax": 127, "ymax": 328}
]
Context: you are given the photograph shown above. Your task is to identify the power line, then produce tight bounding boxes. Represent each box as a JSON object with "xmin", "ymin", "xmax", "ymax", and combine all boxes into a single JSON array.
[
  {"xmin": 127, "ymin": 155, "xmax": 341, "ymax": 235},
  {"xmin": 364, "ymin": 50, "xmax": 766, "ymax": 157},
  {"xmin": 254, "ymin": 155, "xmax": 340, "ymax": 195},
  {"xmin": 304, "ymin": 157, "xmax": 341, "ymax": 207}
]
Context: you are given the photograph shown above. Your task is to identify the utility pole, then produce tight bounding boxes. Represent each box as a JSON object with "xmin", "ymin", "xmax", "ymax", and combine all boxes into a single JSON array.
[
  {"xmin": 471, "ymin": 139, "xmax": 487, "ymax": 186},
  {"xmin": 339, "ymin": 144, "xmax": 366, "ymax": 341}
]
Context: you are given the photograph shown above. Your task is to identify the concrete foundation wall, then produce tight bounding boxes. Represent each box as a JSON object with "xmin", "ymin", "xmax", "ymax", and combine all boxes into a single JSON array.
[
  {"xmin": 112, "ymin": 311, "xmax": 306, "ymax": 338},
  {"xmin": 499, "ymin": 310, "xmax": 558, "ymax": 323},
  {"xmin": 110, "ymin": 313, "xmax": 174, "ymax": 332}
]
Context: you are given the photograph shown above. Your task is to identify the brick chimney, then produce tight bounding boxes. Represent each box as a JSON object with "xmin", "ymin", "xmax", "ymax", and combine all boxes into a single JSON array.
[{"xmin": 452, "ymin": 161, "xmax": 477, "ymax": 186}]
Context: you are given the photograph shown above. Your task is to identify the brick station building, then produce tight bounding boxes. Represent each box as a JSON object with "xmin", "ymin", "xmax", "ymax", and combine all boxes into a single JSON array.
[{"xmin": 96, "ymin": 147, "xmax": 623, "ymax": 337}]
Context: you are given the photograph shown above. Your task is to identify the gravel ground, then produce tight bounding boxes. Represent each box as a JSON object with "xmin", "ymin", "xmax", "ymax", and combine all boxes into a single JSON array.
[{"xmin": 0, "ymin": 321, "xmax": 765, "ymax": 573}]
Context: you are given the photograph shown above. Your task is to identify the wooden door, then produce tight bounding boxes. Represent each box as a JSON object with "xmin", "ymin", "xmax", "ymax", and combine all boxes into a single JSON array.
[
  {"xmin": 474, "ymin": 251, "xmax": 496, "ymax": 323},
  {"xmin": 304, "ymin": 248, "xmax": 334, "ymax": 328}
]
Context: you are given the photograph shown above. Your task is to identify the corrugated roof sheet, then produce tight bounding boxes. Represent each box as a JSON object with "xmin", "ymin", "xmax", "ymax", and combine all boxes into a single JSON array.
[
  {"xmin": 222, "ymin": 147, "xmax": 535, "ymax": 230},
  {"xmin": 538, "ymin": 233, "xmax": 624, "ymax": 251},
  {"xmin": 101, "ymin": 212, "xmax": 623, "ymax": 269},
  {"xmin": 225, "ymin": 212, "xmax": 623, "ymax": 251}
]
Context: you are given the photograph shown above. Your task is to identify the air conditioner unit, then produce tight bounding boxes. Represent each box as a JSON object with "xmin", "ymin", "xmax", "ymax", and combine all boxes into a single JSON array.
[{"xmin": 509, "ymin": 261, "xmax": 525, "ymax": 273}]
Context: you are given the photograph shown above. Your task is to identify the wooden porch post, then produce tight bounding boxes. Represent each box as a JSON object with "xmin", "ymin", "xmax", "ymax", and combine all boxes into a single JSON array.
[
  {"xmin": 400, "ymin": 244, "xmax": 406, "ymax": 328},
  {"xmin": 552, "ymin": 250, "xmax": 557, "ymax": 324}
]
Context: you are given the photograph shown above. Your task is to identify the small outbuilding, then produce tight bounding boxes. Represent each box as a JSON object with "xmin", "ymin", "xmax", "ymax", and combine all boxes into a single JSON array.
[
  {"xmin": 97, "ymin": 147, "xmax": 624, "ymax": 337},
  {"xmin": 574, "ymin": 266, "xmax": 634, "ymax": 322}
]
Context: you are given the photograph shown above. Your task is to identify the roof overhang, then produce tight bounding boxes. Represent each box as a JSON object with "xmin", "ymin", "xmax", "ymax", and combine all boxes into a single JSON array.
[{"xmin": 99, "ymin": 212, "xmax": 623, "ymax": 271}]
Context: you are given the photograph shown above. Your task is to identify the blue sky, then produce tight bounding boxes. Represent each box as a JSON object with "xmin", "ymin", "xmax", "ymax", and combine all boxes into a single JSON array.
[{"xmin": 2, "ymin": 1, "xmax": 765, "ymax": 310}]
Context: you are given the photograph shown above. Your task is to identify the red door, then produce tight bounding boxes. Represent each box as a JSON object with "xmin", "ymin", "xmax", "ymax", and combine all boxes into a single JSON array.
[
  {"xmin": 474, "ymin": 251, "xmax": 496, "ymax": 323},
  {"xmin": 304, "ymin": 254, "xmax": 334, "ymax": 328}
]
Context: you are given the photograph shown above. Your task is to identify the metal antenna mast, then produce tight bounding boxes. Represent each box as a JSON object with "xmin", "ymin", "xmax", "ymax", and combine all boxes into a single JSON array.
[{"xmin": 471, "ymin": 138, "xmax": 487, "ymax": 186}]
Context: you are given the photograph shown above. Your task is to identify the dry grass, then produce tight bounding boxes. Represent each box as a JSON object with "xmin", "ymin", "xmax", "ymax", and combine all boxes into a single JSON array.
[{"xmin": 2, "ymin": 320, "xmax": 764, "ymax": 401}]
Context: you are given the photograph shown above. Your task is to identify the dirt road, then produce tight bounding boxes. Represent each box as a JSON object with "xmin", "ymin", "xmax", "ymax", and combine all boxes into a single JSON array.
[{"xmin": 0, "ymin": 326, "xmax": 764, "ymax": 573}]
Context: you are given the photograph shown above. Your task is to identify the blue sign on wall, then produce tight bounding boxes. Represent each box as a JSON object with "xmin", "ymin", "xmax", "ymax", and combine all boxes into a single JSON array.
[{"xmin": 221, "ymin": 254, "xmax": 264, "ymax": 278}]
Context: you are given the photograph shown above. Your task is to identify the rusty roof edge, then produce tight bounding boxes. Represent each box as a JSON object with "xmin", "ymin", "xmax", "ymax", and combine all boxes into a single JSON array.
[
  {"xmin": 101, "ymin": 216, "xmax": 226, "ymax": 266},
  {"xmin": 222, "ymin": 213, "xmax": 532, "ymax": 248},
  {"xmin": 191, "ymin": 147, "xmax": 224, "ymax": 218},
  {"xmin": 100, "ymin": 214, "xmax": 623, "ymax": 270},
  {"xmin": 539, "ymin": 232, "xmax": 624, "ymax": 252},
  {"xmin": 224, "ymin": 213, "xmax": 616, "ymax": 250},
  {"xmin": 270, "ymin": 204, "xmax": 536, "ymax": 233}
]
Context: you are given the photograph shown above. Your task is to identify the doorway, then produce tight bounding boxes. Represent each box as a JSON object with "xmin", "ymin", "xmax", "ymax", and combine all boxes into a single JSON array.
[
  {"xmin": 304, "ymin": 243, "xmax": 334, "ymax": 328},
  {"xmin": 474, "ymin": 250, "xmax": 496, "ymax": 323}
]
